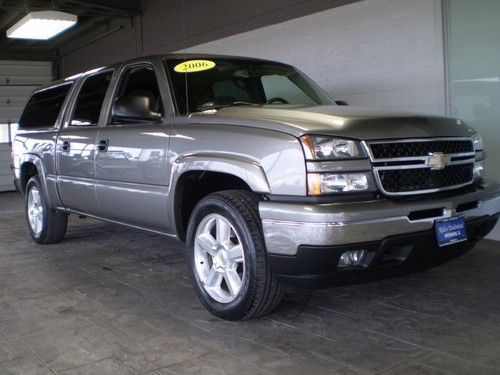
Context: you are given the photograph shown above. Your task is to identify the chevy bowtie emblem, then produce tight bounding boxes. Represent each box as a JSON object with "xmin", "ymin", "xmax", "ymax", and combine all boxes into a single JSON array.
[{"xmin": 427, "ymin": 152, "xmax": 451, "ymax": 170}]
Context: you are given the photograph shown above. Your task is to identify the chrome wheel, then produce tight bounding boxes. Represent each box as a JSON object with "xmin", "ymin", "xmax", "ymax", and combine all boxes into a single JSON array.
[
  {"xmin": 194, "ymin": 213, "xmax": 245, "ymax": 304},
  {"xmin": 27, "ymin": 186, "xmax": 44, "ymax": 237}
]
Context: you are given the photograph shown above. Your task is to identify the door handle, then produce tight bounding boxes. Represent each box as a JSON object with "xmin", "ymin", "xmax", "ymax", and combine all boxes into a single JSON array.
[
  {"xmin": 97, "ymin": 139, "xmax": 109, "ymax": 152},
  {"xmin": 61, "ymin": 140, "xmax": 70, "ymax": 152}
]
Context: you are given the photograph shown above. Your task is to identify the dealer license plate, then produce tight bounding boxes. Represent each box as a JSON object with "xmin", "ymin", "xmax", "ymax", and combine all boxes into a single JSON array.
[{"xmin": 435, "ymin": 216, "xmax": 467, "ymax": 247}]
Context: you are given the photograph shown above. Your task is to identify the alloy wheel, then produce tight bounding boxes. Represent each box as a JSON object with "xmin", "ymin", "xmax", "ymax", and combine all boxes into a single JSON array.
[{"xmin": 194, "ymin": 213, "xmax": 245, "ymax": 303}]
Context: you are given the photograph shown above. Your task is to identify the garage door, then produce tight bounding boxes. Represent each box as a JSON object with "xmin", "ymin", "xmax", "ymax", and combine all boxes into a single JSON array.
[{"xmin": 0, "ymin": 60, "xmax": 52, "ymax": 192}]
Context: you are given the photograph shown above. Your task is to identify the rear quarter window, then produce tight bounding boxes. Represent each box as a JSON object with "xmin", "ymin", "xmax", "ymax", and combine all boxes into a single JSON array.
[{"xmin": 18, "ymin": 83, "xmax": 72, "ymax": 129}]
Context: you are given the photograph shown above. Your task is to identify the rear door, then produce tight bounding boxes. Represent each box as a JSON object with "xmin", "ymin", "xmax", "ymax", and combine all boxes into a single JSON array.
[
  {"xmin": 56, "ymin": 69, "xmax": 114, "ymax": 214},
  {"xmin": 95, "ymin": 62, "xmax": 172, "ymax": 231}
]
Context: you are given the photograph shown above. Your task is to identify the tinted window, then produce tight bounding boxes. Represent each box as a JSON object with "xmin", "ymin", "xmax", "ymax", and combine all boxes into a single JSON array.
[
  {"xmin": 261, "ymin": 75, "xmax": 316, "ymax": 105},
  {"xmin": 112, "ymin": 66, "xmax": 163, "ymax": 124},
  {"xmin": 71, "ymin": 71, "xmax": 113, "ymax": 126},
  {"xmin": 165, "ymin": 58, "xmax": 333, "ymax": 114},
  {"xmin": 19, "ymin": 83, "xmax": 72, "ymax": 129}
]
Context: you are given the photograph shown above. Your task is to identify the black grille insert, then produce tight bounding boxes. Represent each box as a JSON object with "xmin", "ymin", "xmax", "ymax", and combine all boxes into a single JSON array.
[
  {"xmin": 379, "ymin": 164, "xmax": 474, "ymax": 193},
  {"xmin": 370, "ymin": 140, "xmax": 473, "ymax": 159}
]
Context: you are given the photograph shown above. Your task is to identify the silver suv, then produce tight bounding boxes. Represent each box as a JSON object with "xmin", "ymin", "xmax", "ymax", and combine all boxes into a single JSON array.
[{"xmin": 12, "ymin": 54, "xmax": 500, "ymax": 320}]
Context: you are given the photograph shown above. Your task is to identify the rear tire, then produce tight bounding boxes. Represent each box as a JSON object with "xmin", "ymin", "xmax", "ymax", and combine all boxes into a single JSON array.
[
  {"xmin": 186, "ymin": 190, "xmax": 284, "ymax": 320},
  {"xmin": 25, "ymin": 176, "xmax": 67, "ymax": 244}
]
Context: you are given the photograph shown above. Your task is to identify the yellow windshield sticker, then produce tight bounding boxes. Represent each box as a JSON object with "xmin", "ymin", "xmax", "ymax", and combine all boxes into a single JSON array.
[{"xmin": 174, "ymin": 60, "xmax": 216, "ymax": 73}]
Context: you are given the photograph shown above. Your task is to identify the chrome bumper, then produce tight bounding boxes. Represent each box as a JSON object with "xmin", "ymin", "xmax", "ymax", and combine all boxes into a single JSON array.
[{"xmin": 260, "ymin": 181, "xmax": 500, "ymax": 255}]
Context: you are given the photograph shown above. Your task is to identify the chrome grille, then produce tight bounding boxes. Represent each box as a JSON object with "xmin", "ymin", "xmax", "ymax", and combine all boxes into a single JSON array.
[{"xmin": 365, "ymin": 138, "xmax": 476, "ymax": 196}]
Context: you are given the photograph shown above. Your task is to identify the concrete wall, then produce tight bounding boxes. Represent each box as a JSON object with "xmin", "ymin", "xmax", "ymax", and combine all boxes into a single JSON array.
[
  {"xmin": 61, "ymin": 0, "xmax": 445, "ymax": 116},
  {"xmin": 60, "ymin": 0, "xmax": 357, "ymax": 76},
  {"xmin": 184, "ymin": 0, "xmax": 446, "ymax": 115}
]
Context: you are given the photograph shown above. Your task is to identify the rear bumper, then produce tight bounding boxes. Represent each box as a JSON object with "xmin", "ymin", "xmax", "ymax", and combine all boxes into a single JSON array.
[{"xmin": 259, "ymin": 180, "xmax": 500, "ymax": 287}]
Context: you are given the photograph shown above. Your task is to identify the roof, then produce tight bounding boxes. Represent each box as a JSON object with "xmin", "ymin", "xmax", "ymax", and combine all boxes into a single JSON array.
[{"xmin": 35, "ymin": 53, "xmax": 291, "ymax": 92}]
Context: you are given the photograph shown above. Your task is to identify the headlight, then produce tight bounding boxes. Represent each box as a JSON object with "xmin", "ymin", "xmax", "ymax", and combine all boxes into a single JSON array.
[
  {"xmin": 473, "ymin": 161, "xmax": 484, "ymax": 179},
  {"xmin": 472, "ymin": 132, "xmax": 483, "ymax": 151},
  {"xmin": 471, "ymin": 132, "xmax": 485, "ymax": 180},
  {"xmin": 308, "ymin": 172, "xmax": 376, "ymax": 195},
  {"xmin": 300, "ymin": 135, "xmax": 364, "ymax": 160}
]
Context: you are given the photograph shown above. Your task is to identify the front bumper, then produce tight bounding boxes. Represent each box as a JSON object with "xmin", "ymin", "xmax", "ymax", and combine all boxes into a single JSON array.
[
  {"xmin": 260, "ymin": 180, "xmax": 500, "ymax": 287},
  {"xmin": 267, "ymin": 214, "xmax": 498, "ymax": 287}
]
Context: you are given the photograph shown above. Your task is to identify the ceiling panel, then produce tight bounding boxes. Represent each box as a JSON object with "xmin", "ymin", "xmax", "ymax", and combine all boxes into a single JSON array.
[{"xmin": 0, "ymin": 0, "xmax": 141, "ymax": 60}]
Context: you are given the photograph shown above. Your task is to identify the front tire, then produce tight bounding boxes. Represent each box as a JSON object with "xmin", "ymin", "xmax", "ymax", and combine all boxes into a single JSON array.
[
  {"xmin": 186, "ymin": 190, "xmax": 284, "ymax": 320},
  {"xmin": 25, "ymin": 176, "xmax": 68, "ymax": 244}
]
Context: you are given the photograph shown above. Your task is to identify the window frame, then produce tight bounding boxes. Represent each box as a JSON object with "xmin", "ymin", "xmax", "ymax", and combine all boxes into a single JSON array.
[
  {"xmin": 67, "ymin": 69, "xmax": 115, "ymax": 128},
  {"xmin": 106, "ymin": 62, "xmax": 165, "ymax": 126}
]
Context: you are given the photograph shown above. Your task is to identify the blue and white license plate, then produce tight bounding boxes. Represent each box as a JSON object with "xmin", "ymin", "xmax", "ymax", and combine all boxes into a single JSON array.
[{"xmin": 435, "ymin": 216, "xmax": 467, "ymax": 247}]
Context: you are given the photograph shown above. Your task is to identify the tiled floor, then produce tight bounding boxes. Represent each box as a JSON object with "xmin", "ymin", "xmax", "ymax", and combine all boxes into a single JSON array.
[{"xmin": 1, "ymin": 191, "xmax": 500, "ymax": 374}]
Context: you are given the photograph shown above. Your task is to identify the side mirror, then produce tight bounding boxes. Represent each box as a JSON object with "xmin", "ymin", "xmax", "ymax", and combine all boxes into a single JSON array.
[
  {"xmin": 112, "ymin": 95, "xmax": 162, "ymax": 122},
  {"xmin": 335, "ymin": 100, "xmax": 349, "ymax": 106}
]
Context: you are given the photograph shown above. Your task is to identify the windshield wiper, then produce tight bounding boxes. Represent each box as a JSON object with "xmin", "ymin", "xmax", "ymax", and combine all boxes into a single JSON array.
[{"xmin": 195, "ymin": 101, "xmax": 260, "ymax": 112}]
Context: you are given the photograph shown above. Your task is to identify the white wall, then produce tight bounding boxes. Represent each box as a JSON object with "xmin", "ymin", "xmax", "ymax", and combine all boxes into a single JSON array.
[{"xmin": 184, "ymin": 0, "xmax": 446, "ymax": 115}]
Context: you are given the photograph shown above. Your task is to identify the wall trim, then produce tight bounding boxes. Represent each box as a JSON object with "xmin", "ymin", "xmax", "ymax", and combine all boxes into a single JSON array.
[{"xmin": 441, "ymin": 0, "xmax": 451, "ymax": 116}]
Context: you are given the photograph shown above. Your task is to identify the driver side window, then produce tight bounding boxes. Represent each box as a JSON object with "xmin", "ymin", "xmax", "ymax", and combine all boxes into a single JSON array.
[{"xmin": 111, "ymin": 65, "xmax": 164, "ymax": 124}]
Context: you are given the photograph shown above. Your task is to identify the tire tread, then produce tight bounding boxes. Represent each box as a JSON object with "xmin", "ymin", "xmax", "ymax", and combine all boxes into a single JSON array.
[
  {"xmin": 202, "ymin": 190, "xmax": 284, "ymax": 320},
  {"xmin": 26, "ymin": 176, "xmax": 67, "ymax": 244}
]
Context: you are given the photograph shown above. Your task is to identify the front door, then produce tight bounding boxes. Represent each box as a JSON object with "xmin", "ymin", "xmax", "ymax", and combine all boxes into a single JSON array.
[
  {"xmin": 95, "ymin": 63, "xmax": 171, "ymax": 232},
  {"xmin": 56, "ymin": 70, "xmax": 113, "ymax": 214}
]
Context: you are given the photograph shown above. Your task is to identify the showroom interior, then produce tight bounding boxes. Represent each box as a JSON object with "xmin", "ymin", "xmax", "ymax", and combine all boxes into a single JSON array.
[{"xmin": 0, "ymin": 0, "xmax": 500, "ymax": 374}]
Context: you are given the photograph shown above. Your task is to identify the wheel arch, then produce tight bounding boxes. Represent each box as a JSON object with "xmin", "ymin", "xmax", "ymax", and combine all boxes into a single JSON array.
[
  {"xmin": 18, "ymin": 154, "xmax": 57, "ymax": 209},
  {"xmin": 20, "ymin": 160, "xmax": 38, "ymax": 194},
  {"xmin": 170, "ymin": 154, "xmax": 270, "ymax": 241}
]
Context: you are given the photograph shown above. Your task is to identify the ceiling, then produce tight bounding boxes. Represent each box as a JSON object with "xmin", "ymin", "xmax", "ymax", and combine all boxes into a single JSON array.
[{"xmin": 0, "ymin": 0, "xmax": 141, "ymax": 61}]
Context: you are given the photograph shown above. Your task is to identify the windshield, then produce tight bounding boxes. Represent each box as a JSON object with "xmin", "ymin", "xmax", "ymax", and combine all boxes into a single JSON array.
[{"xmin": 164, "ymin": 57, "xmax": 334, "ymax": 114}]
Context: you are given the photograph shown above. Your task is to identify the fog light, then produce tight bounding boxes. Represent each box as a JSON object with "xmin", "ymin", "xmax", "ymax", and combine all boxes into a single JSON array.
[{"xmin": 338, "ymin": 250, "xmax": 366, "ymax": 267}]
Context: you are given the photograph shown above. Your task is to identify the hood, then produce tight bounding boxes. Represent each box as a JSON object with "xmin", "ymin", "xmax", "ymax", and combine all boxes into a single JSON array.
[{"xmin": 190, "ymin": 105, "xmax": 475, "ymax": 140}]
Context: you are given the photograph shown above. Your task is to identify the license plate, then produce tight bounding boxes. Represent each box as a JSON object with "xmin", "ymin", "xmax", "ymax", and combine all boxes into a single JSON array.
[{"xmin": 435, "ymin": 216, "xmax": 467, "ymax": 247}]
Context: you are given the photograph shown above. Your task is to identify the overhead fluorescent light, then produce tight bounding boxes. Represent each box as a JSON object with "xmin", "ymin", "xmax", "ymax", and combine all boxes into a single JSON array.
[{"xmin": 7, "ymin": 11, "xmax": 77, "ymax": 40}]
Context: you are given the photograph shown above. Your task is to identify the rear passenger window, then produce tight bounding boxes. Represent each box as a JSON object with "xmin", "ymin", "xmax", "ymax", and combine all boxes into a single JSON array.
[
  {"xmin": 19, "ymin": 83, "xmax": 72, "ymax": 129},
  {"xmin": 71, "ymin": 71, "xmax": 113, "ymax": 126}
]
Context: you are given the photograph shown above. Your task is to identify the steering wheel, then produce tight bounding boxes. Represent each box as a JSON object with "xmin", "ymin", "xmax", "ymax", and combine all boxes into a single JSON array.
[{"xmin": 266, "ymin": 97, "xmax": 289, "ymax": 104}]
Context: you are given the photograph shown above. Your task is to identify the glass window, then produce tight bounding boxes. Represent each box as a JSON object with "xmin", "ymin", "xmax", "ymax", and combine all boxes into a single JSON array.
[
  {"xmin": 18, "ymin": 83, "xmax": 72, "ymax": 129},
  {"xmin": 261, "ymin": 75, "xmax": 316, "ymax": 105},
  {"xmin": 165, "ymin": 58, "xmax": 333, "ymax": 114},
  {"xmin": 212, "ymin": 80, "xmax": 250, "ymax": 103},
  {"xmin": 71, "ymin": 71, "xmax": 113, "ymax": 126},
  {"xmin": 111, "ymin": 65, "xmax": 163, "ymax": 124}
]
